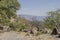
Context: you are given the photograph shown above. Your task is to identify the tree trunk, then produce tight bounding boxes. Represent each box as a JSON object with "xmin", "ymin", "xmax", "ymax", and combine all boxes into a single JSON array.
[{"xmin": 51, "ymin": 28, "xmax": 58, "ymax": 35}]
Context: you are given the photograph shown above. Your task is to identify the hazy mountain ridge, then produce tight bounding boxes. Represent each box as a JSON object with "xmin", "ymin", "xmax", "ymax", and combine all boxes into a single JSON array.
[{"xmin": 19, "ymin": 14, "xmax": 46, "ymax": 21}]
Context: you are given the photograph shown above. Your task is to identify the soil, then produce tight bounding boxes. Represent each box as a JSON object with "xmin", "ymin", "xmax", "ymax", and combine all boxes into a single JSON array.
[{"xmin": 0, "ymin": 31, "xmax": 60, "ymax": 40}]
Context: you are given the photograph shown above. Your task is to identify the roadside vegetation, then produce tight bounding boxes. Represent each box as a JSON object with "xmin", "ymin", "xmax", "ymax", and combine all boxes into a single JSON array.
[{"xmin": 0, "ymin": 0, "xmax": 60, "ymax": 36}]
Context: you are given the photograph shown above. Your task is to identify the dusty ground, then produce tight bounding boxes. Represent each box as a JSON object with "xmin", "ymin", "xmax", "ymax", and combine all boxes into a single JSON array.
[{"xmin": 0, "ymin": 31, "xmax": 60, "ymax": 40}]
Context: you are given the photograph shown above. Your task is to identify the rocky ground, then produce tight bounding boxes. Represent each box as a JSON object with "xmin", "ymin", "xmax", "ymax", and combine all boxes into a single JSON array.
[{"xmin": 0, "ymin": 31, "xmax": 60, "ymax": 40}]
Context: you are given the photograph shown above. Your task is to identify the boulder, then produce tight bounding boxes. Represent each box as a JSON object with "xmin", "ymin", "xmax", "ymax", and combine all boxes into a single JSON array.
[
  {"xmin": 31, "ymin": 27, "xmax": 38, "ymax": 36},
  {"xmin": 0, "ymin": 25, "xmax": 9, "ymax": 32},
  {"xmin": 57, "ymin": 34, "xmax": 60, "ymax": 38}
]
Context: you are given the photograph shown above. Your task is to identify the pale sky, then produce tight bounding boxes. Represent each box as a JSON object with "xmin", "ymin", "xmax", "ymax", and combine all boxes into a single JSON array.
[{"xmin": 17, "ymin": 0, "xmax": 60, "ymax": 16}]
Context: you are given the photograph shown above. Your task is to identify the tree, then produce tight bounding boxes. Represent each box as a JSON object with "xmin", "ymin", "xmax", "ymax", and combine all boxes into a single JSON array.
[
  {"xmin": 0, "ymin": 0, "xmax": 20, "ymax": 18},
  {"xmin": 30, "ymin": 16, "xmax": 44, "ymax": 31},
  {"xmin": 0, "ymin": 0, "xmax": 20, "ymax": 26},
  {"xmin": 44, "ymin": 9, "xmax": 60, "ymax": 29}
]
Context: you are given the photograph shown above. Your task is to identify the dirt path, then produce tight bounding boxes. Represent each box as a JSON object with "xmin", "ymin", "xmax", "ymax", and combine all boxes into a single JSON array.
[
  {"xmin": 0, "ymin": 31, "xmax": 60, "ymax": 40},
  {"xmin": 0, "ymin": 31, "xmax": 24, "ymax": 40}
]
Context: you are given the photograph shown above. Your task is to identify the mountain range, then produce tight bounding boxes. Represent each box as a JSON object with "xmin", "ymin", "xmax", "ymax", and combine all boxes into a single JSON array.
[{"xmin": 19, "ymin": 14, "xmax": 46, "ymax": 21}]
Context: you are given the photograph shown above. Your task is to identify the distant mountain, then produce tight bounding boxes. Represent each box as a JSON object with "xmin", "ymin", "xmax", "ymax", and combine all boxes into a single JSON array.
[{"xmin": 19, "ymin": 14, "xmax": 46, "ymax": 21}]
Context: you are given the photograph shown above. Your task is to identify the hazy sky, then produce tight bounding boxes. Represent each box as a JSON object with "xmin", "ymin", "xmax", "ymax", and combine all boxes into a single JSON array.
[{"xmin": 17, "ymin": 0, "xmax": 60, "ymax": 16}]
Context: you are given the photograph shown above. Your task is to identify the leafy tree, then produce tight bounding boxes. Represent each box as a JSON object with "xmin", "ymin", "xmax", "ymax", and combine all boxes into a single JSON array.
[
  {"xmin": 44, "ymin": 9, "xmax": 60, "ymax": 29},
  {"xmin": 0, "ymin": 0, "xmax": 20, "ymax": 26},
  {"xmin": 0, "ymin": 10, "xmax": 10, "ymax": 26},
  {"xmin": 0, "ymin": 0, "xmax": 20, "ymax": 18}
]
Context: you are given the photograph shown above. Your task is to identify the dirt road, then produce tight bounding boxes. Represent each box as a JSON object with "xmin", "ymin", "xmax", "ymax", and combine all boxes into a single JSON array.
[
  {"xmin": 0, "ymin": 31, "xmax": 24, "ymax": 40},
  {"xmin": 0, "ymin": 31, "xmax": 60, "ymax": 40}
]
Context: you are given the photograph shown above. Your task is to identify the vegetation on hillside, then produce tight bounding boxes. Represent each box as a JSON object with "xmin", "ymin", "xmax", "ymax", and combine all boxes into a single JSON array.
[
  {"xmin": 0, "ymin": 0, "xmax": 20, "ymax": 26},
  {"xmin": 44, "ymin": 9, "xmax": 60, "ymax": 29},
  {"xmin": 0, "ymin": 0, "xmax": 27, "ymax": 31},
  {"xmin": 0, "ymin": 0, "xmax": 60, "ymax": 33}
]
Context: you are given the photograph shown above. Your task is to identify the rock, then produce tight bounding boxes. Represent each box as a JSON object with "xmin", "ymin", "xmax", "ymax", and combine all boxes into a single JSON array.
[
  {"xmin": 57, "ymin": 34, "xmax": 60, "ymax": 38},
  {"xmin": 22, "ymin": 29, "xmax": 29, "ymax": 32},
  {"xmin": 31, "ymin": 27, "xmax": 38, "ymax": 36},
  {"xmin": 0, "ymin": 25, "xmax": 9, "ymax": 32}
]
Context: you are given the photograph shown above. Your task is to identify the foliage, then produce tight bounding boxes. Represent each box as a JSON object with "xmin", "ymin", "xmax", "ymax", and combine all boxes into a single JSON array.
[
  {"xmin": 0, "ymin": 0, "xmax": 20, "ymax": 26},
  {"xmin": 9, "ymin": 16, "xmax": 28, "ymax": 31},
  {"xmin": 44, "ymin": 9, "xmax": 60, "ymax": 29},
  {"xmin": 0, "ymin": 0, "xmax": 27, "ymax": 31},
  {"xmin": 0, "ymin": 9, "xmax": 10, "ymax": 26}
]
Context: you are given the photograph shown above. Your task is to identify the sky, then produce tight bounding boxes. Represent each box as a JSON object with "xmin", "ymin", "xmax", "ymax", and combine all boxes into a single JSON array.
[{"xmin": 17, "ymin": 0, "xmax": 60, "ymax": 16}]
